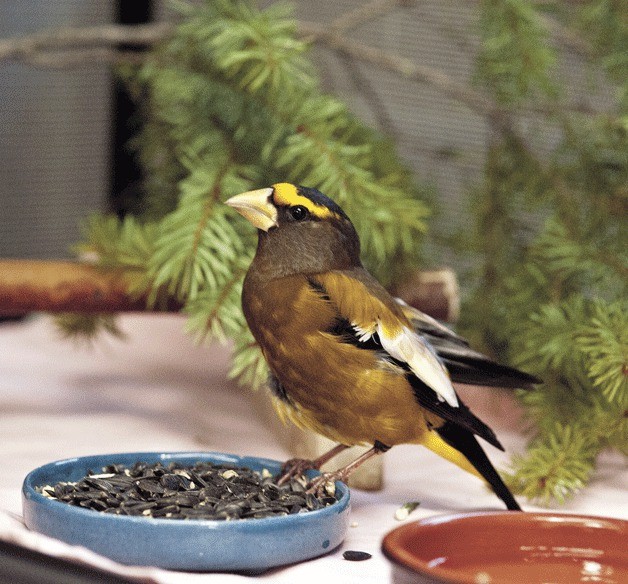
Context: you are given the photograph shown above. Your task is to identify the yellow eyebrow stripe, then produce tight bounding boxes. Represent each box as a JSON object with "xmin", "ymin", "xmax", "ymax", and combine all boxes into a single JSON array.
[{"xmin": 271, "ymin": 183, "xmax": 335, "ymax": 220}]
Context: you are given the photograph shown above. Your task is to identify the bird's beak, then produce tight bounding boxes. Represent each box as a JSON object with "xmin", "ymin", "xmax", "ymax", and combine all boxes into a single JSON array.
[{"xmin": 224, "ymin": 187, "xmax": 278, "ymax": 232}]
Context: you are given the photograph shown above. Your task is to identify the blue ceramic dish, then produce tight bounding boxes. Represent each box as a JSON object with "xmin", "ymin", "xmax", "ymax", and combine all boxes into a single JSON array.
[{"xmin": 22, "ymin": 451, "xmax": 350, "ymax": 572}]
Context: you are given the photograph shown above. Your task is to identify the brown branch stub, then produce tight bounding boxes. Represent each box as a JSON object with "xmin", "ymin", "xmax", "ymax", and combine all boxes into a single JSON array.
[
  {"xmin": 0, "ymin": 260, "xmax": 150, "ymax": 315},
  {"xmin": 391, "ymin": 268, "xmax": 460, "ymax": 322}
]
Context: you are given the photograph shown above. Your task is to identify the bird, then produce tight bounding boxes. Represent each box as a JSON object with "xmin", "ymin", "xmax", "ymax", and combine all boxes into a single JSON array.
[{"xmin": 225, "ymin": 182, "xmax": 540, "ymax": 511}]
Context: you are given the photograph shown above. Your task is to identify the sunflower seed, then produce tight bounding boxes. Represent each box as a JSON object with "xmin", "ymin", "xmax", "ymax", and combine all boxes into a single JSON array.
[
  {"xmin": 36, "ymin": 461, "xmax": 338, "ymax": 520},
  {"xmin": 343, "ymin": 550, "xmax": 372, "ymax": 561},
  {"xmin": 394, "ymin": 501, "xmax": 421, "ymax": 521},
  {"xmin": 83, "ymin": 477, "xmax": 114, "ymax": 491},
  {"xmin": 159, "ymin": 474, "xmax": 181, "ymax": 491},
  {"xmin": 152, "ymin": 505, "xmax": 180, "ymax": 518}
]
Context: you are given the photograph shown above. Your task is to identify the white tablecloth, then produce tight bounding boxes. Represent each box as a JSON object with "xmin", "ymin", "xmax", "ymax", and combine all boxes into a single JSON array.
[{"xmin": 1, "ymin": 314, "xmax": 626, "ymax": 583}]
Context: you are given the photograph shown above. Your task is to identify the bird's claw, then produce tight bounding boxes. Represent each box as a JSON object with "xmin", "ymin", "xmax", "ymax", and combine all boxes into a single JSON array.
[
  {"xmin": 306, "ymin": 472, "xmax": 342, "ymax": 497},
  {"xmin": 276, "ymin": 457, "xmax": 317, "ymax": 486}
]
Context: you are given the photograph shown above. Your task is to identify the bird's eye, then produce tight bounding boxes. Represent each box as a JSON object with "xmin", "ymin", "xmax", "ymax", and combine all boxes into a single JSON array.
[{"xmin": 289, "ymin": 205, "xmax": 309, "ymax": 221}]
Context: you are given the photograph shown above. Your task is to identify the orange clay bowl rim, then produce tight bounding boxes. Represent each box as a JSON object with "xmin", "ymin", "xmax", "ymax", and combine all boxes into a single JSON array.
[{"xmin": 381, "ymin": 511, "xmax": 628, "ymax": 584}]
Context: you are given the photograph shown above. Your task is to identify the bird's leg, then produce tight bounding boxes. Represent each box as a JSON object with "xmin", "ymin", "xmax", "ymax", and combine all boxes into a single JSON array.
[
  {"xmin": 276, "ymin": 443, "xmax": 350, "ymax": 486},
  {"xmin": 306, "ymin": 441, "xmax": 390, "ymax": 496}
]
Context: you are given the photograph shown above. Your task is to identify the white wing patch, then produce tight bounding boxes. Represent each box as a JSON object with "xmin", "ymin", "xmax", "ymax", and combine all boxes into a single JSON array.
[
  {"xmin": 351, "ymin": 322, "xmax": 376, "ymax": 343},
  {"xmin": 376, "ymin": 322, "xmax": 459, "ymax": 407}
]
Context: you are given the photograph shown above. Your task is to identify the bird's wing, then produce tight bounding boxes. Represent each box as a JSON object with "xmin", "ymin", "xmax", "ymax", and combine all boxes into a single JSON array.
[
  {"xmin": 395, "ymin": 298, "xmax": 469, "ymax": 345},
  {"xmin": 311, "ymin": 270, "xmax": 459, "ymax": 408},
  {"xmin": 397, "ymin": 299, "xmax": 541, "ymax": 389}
]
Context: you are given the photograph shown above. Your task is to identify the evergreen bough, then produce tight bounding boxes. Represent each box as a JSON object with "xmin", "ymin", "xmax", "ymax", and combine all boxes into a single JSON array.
[
  {"xmin": 69, "ymin": 0, "xmax": 429, "ymax": 388},
  {"xmin": 457, "ymin": 0, "xmax": 627, "ymax": 505}
]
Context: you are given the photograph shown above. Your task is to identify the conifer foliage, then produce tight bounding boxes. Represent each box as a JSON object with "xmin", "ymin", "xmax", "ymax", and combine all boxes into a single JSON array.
[
  {"xmin": 74, "ymin": 0, "xmax": 429, "ymax": 387},
  {"xmin": 458, "ymin": 0, "xmax": 627, "ymax": 504}
]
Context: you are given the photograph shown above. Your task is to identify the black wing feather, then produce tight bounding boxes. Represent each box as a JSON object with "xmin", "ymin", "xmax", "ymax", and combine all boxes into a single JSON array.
[
  {"xmin": 402, "ymin": 305, "xmax": 541, "ymax": 389},
  {"xmin": 407, "ymin": 375, "xmax": 504, "ymax": 451},
  {"xmin": 436, "ymin": 421, "xmax": 521, "ymax": 510}
]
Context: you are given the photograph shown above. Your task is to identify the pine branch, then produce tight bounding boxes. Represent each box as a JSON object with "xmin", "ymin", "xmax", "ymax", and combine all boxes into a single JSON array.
[
  {"xmin": 536, "ymin": 11, "xmax": 593, "ymax": 56},
  {"xmin": 229, "ymin": 333, "xmax": 267, "ymax": 390},
  {"xmin": 504, "ymin": 422, "xmax": 599, "ymax": 505},
  {"xmin": 576, "ymin": 300, "xmax": 628, "ymax": 403},
  {"xmin": 328, "ymin": 0, "xmax": 400, "ymax": 35},
  {"xmin": 476, "ymin": 0, "xmax": 559, "ymax": 105},
  {"xmin": 184, "ymin": 260, "xmax": 250, "ymax": 345},
  {"xmin": 55, "ymin": 314, "xmax": 125, "ymax": 343},
  {"xmin": 0, "ymin": 22, "xmax": 173, "ymax": 63},
  {"xmin": 449, "ymin": 1, "xmax": 627, "ymax": 504},
  {"xmin": 531, "ymin": 218, "xmax": 628, "ymax": 289}
]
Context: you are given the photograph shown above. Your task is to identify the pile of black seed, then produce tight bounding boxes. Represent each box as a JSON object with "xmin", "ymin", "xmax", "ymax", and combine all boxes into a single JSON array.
[{"xmin": 37, "ymin": 461, "xmax": 337, "ymax": 521}]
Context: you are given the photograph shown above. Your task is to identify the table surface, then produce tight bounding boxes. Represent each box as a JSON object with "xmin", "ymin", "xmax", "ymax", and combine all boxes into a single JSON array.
[{"xmin": 1, "ymin": 314, "xmax": 626, "ymax": 583}]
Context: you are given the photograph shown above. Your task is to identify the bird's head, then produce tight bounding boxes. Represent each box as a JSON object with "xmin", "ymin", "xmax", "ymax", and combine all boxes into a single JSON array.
[{"xmin": 225, "ymin": 183, "xmax": 361, "ymax": 277}]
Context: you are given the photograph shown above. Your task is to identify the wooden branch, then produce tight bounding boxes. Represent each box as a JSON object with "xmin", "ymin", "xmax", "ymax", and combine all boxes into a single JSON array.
[
  {"xmin": 537, "ymin": 12, "xmax": 592, "ymax": 56},
  {"xmin": 0, "ymin": 22, "xmax": 173, "ymax": 63},
  {"xmin": 23, "ymin": 48, "xmax": 146, "ymax": 69},
  {"xmin": 0, "ymin": 260, "xmax": 457, "ymax": 322},
  {"xmin": 300, "ymin": 22, "xmax": 509, "ymax": 127},
  {"xmin": 329, "ymin": 0, "xmax": 400, "ymax": 35},
  {"xmin": 0, "ymin": 260, "xmax": 167, "ymax": 316},
  {"xmin": 391, "ymin": 268, "xmax": 460, "ymax": 322}
]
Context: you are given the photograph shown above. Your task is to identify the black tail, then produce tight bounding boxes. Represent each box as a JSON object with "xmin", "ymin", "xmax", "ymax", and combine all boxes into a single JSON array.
[{"xmin": 436, "ymin": 421, "xmax": 521, "ymax": 511}]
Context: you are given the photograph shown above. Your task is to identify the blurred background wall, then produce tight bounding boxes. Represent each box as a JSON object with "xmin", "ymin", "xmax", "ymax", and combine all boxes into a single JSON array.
[{"xmin": 0, "ymin": 2, "xmax": 114, "ymax": 259}]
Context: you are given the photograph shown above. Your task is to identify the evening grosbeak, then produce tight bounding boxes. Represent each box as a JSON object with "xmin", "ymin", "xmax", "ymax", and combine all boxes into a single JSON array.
[{"xmin": 225, "ymin": 183, "xmax": 539, "ymax": 511}]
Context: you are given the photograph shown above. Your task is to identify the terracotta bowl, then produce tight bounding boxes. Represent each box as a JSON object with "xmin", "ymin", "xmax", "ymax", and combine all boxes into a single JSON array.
[{"xmin": 382, "ymin": 512, "xmax": 627, "ymax": 584}]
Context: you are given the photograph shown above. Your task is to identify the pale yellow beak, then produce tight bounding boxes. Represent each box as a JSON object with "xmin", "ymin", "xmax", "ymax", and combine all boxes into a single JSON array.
[{"xmin": 224, "ymin": 187, "xmax": 277, "ymax": 232}]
